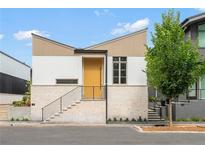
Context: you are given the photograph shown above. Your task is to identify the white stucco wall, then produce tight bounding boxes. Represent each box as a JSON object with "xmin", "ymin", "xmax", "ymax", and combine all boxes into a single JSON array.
[
  {"xmin": 32, "ymin": 56, "xmax": 82, "ymax": 85},
  {"xmin": 0, "ymin": 93, "xmax": 23, "ymax": 105},
  {"xmin": 32, "ymin": 56, "xmax": 146, "ymax": 86},
  {"xmin": 0, "ymin": 52, "xmax": 30, "ymax": 80}
]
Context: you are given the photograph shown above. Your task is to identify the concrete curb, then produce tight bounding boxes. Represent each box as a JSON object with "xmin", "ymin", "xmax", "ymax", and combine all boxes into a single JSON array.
[
  {"xmin": 140, "ymin": 131, "xmax": 205, "ymax": 134},
  {"xmin": 0, "ymin": 121, "xmax": 135, "ymax": 128},
  {"xmin": 133, "ymin": 125, "xmax": 143, "ymax": 132}
]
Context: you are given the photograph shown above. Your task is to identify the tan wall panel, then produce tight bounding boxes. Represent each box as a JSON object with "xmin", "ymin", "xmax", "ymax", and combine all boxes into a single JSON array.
[
  {"xmin": 32, "ymin": 35, "xmax": 75, "ymax": 56},
  {"xmin": 88, "ymin": 30, "xmax": 147, "ymax": 57}
]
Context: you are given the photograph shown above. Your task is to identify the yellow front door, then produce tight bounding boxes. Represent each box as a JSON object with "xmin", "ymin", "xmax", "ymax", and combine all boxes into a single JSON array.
[{"xmin": 83, "ymin": 58, "xmax": 103, "ymax": 99}]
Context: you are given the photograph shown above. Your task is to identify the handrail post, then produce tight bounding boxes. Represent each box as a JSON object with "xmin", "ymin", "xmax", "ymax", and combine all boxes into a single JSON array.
[
  {"xmin": 81, "ymin": 86, "xmax": 83, "ymax": 100},
  {"xmin": 60, "ymin": 97, "xmax": 62, "ymax": 113},
  {"xmin": 93, "ymin": 86, "xmax": 94, "ymax": 100},
  {"xmin": 42, "ymin": 108, "xmax": 44, "ymax": 121}
]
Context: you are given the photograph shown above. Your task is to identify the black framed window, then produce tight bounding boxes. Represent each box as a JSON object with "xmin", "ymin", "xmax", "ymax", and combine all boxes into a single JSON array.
[
  {"xmin": 113, "ymin": 57, "xmax": 127, "ymax": 84},
  {"xmin": 187, "ymin": 82, "xmax": 197, "ymax": 99},
  {"xmin": 198, "ymin": 23, "xmax": 205, "ymax": 48},
  {"xmin": 56, "ymin": 79, "xmax": 78, "ymax": 84}
]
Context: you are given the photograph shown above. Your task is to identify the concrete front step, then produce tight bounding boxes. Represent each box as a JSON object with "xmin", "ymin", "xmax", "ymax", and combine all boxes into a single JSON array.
[
  {"xmin": 49, "ymin": 100, "xmax": 106, "ymax": 124},
  {"xmin": 148, "ymin": 107, "xmax": 164, "ymax": 121}
]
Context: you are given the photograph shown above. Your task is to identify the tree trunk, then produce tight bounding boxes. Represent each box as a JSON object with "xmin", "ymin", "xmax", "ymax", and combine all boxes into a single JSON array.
[{"xmin": 168, "ymin": 97, "xmax": 173, "ymax": 127}]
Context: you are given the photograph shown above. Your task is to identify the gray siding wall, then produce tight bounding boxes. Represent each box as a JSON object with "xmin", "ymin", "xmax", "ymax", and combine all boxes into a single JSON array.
[{"xmin": 173, "ymin": 100, "xmax": 205, "ymax": 119}]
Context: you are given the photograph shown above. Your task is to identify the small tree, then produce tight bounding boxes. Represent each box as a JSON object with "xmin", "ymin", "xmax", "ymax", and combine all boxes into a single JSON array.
[{"xmin": 145, "ymin": 10, "xmax": 205, "ymax": 126}]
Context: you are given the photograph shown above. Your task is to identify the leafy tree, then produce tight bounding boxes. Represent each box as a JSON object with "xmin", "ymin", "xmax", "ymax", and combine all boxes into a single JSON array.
[
  {"xmin": 13, "ymin": 81, "xmax": 31, "ymax": 107},
  {"xmin": 145, "ymin": 10, "xmax": 205, "ymax": 126}
]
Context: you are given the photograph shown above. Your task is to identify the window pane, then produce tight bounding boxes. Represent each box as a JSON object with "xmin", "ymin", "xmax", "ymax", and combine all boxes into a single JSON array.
[
  {"xmin": 120, "ymin": 57, "xmax": 127, "ymax": 61},
  {"xmin": 56, "ymin": 79, "xmax": 78, "ymax": 84},
  {"xmin": 113, "ymin": 70, "xmax": 119, "ymax": 76},
  {"xmin": 199, "ymin": 31, "xmax": 205, "ymax": 47},
  {"xmin": 121, "ymin": 70, "xmax": 126, "ymax": 76},
  {"xmin": 113, "ymin": 57, "xmax": 119, "ymax": 61},
  {"xmin": 120, "ymin": 77, "xmax": 126, "ymax": 84},
  {"xmin": 121, "ymin": 63, "xmax": 126, "ymax": 69},
  {"xmin": 188, "ymin": 83, "xmax": 196, "ymax": 97},
  {"xmin": 199, "ymin": 24, "xmax": 205, "ymax": 31},
  {"xmin": 113, "ymin": 77, "xmax": 119, "ymax": 84},
  {"xmin": 113, "ymin": 63, "xmax": 119, "ymax": 70}
]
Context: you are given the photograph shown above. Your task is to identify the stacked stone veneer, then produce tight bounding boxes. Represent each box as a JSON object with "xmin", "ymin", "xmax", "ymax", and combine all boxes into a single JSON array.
[
  {"xmin": 107, "ymin": 86, "xmax": 148, "ymax": 121},
  {"xmin": 31, "ymin": 85, "xmax": 148, "ymax": 122}
]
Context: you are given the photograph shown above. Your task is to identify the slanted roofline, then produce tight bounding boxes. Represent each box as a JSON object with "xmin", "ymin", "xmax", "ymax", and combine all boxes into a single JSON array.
[
  {"xmin": 0, "ymin": 51, "xmax": 31, "ymax": 68},
  {"xmin": 32, "ymin": 27, "xmax": 147, "ymax": 56},
  {"xmin": 84, "ymin": 28, "xmax": 147, "ymax": 49},
  {"xmin": 181, "ymin": 12, "xmax": 205, "ymax": 29},
  {"xmin": 31, "ymin": 33, "xmax": 76, "ymax": 50}
]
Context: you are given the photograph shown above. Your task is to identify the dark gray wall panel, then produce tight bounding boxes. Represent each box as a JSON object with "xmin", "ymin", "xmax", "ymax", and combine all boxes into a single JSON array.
[{"xmin": 0, "ymin": 72, "xmax": 28, "ymax": 94}]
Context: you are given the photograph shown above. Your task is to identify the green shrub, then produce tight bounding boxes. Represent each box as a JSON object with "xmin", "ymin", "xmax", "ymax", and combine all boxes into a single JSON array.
[
  {"xmin": 22, "ymin": 117, "xmax": 29, "ymax": 121},
  {"xmin": 11, "ymin": 117, "xmax": 14, "ymax": 121},
  {"xmin": 12, "ymin": 81, "xmax": 31, "ymax": 107},
  {"xmin": 125, "ymin": 118, "xmax": 129, "ymax": 122},
  {"xmin": 190, "ymin": 117, "xmax": 200, "ymax": 122},
  {"xmin": 149, "ymin": 96, "xmax": 158, "ymax": 103},
  {"xmin": 16, "ymin": 118, "xmax": 19, "ymax": 121},
  {"xmin": 120, "ymin": 118, "xmax": 123, "ymax": 121},
  {"xmin": 107, "ymin": 118, "xmax": 111, "ymax": 122},
  {"xmin": 176, "ymin": 117, "xmax": 205, "ymax": 122},
  {"xmin": 138, "ymin": 116, "xmax": 142, "ymax": 122},
  {"xmin": 131, "ymin": 118, "xmax": 136, "ymax": 122},
  {"xmin": 113, "ymin": 117, "xmax": 117, "ymax": 121},
  {"xmin": 176, "ymin": 118, "xmax": 190, "ymax": 122}
]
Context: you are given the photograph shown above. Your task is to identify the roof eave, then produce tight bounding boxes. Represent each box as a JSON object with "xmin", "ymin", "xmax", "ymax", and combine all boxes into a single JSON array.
[
  {"xmin": 31, "ymin": 33, "xmax": 77, "ymax": 50},
  {"xmin": 84, "ymin": 28, "xmax": 147, "ymax": 50}
]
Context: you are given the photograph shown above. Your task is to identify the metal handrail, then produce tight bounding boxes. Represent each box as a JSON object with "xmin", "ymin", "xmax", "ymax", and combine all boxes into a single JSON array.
[
  {"xmin": 42, "ymin": 86, "xmax": 80, "ymax": 109},
  {"xmin": 42, "ymin": 86, "xmax": 81, "ymax": 121},
  {"xmin": 41, "ymin": 85, "xmax": 106, "ymax": 121}
]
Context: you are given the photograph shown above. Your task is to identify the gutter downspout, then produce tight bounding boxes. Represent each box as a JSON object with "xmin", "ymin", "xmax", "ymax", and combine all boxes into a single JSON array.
[{"xmin": 105, "ymin": 51, "xmax": 108, "ymax": 124}]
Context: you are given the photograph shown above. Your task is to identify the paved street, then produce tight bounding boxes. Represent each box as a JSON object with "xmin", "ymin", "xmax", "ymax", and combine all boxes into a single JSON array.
[{"xmin": 1, "ymin": 125, "xmax": 205, "ymax": 145}]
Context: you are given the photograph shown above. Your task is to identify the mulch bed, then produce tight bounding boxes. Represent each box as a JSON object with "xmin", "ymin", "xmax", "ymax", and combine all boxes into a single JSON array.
[{"xmin": 142, "ymin": 125, "xmax": 205, "ymax": 132}]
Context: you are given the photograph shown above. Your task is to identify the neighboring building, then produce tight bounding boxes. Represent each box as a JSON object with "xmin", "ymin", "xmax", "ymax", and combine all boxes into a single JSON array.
[
  {"xmin": 148, "ymin": 13, "xmax": 205, "ymax": 120},
  {"xmin": 0, "ymin": 51, "xmax": 31, "ymax": 104},
  {"xmin": 173, "ymin": 12, "xmax": 205, "ymax": 119},
  {"xmin": 31, "ymin": 29, "xmax": 148, "ymax": 123},
  {"xmin": 0, "ymin": 51, "xmax": 31, "ymax": 120}
]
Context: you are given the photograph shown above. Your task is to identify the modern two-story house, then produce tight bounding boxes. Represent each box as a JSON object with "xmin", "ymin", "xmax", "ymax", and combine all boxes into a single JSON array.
[
  {"xmin": 173, "ymin": 12, "xmax": 205, "ymax": 119},
  {"xmin": 31, "ymin": 28, "xmax": 148, "ymax": 123},
  {"xmin": 148, "ymin": 13, "xmax": 205, "ymax": 120}
]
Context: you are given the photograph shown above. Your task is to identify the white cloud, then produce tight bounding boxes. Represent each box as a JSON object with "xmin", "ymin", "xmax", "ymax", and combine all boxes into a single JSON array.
[
  {"xmin": 94, "ymin": 9, "xmax": 114, "ymax": 17},
  {"xmin": 0, "ymin": 34, "xmax": 4, "ymax": 40},
  {"xmin": 196, "ymin": 8, "xmax": 205, "ymax": 12},
  {"xmin": 14, "ymin": 30, "xmax": 50, "ymax": 40},
  {"xmin": 111, "ymin": 18, "xmax": 149, "ymax": 36}
]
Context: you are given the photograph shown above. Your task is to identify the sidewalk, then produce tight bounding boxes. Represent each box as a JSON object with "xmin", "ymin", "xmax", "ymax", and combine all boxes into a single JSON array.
[
  {"xmin": 0, "ymin": 121, "xmax": 136, "ymax": 127},
  {"xmin": 1, "ymin": 121, "xmax": 205, "ymax": 127}
]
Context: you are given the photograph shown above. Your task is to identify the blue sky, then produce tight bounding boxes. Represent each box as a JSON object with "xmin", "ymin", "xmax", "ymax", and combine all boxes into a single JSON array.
[{"xmin": 0, "ymin": 8, "xmax": 204, "ymax": 66}]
